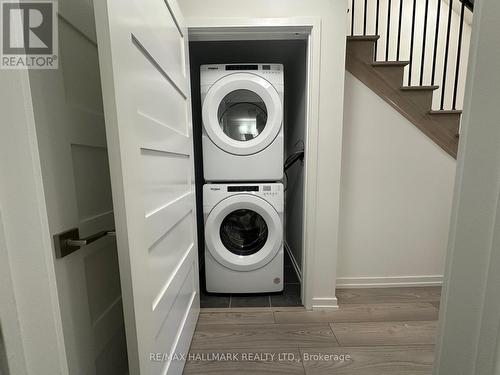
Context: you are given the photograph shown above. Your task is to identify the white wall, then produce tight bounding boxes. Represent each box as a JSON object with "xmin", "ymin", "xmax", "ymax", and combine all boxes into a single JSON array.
[
  {"xmin": 349, "ymin": 0, "xmax": 472, "ymax": 111},
  {"xmin": 337, "ymin": 72, "xmax": 456, "ymax": 287},
  {"xmin": 180, "ymin": 0, "xmax": 348, "ymax": 308}
]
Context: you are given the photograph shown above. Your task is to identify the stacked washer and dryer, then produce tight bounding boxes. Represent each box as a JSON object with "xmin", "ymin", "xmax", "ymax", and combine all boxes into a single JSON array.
[{"xmin": 201, "ymin": 64, "xmax": 285, "ymax": 293}]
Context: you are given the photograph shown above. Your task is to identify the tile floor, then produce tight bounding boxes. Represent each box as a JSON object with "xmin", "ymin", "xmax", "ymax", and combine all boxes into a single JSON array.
[{"xmin": 200, "ymin": 251, "xmax": 302, "ymax": 308}]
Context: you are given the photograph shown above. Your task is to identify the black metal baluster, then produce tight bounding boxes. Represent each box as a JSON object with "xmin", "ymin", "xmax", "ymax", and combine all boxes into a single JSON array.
[
  {"xmin": 363, "ymin": 0, "xmax": 368, "ymax": 35},
  {"xmin": 397, "ymin": 0, "xmax": 403, "ymax": 60},
  {"xmin": 375, "ymin": 0, "xmax": 380, "ymax": 59},
  {"xmin": 431, "ymin": 0, "xmax": 442, "ymax": 85},
  {"xmin": 408, "ymin": 0, "xmax": 417, "ymax": 85},
  {"xmin": 440, "ymin": 0, "xmax": 453, "ymax": 110},
  {"xmin": 386, "ymin": 0, "xmax": 392, "ymax": 60},
  {"xmin": 453, "ymin": 2, "xmax": 465, "ymax": 109},
  {"xmin": 351, "ymin": 0, "xmax": 355, "ymax": 35},
  {"xmin": 385, "ymin": 0, "xmax": 391, "ymax": 61},
  {"xmin": 420, "ymin": 0, "xmax": 430, "ymax": 85}
]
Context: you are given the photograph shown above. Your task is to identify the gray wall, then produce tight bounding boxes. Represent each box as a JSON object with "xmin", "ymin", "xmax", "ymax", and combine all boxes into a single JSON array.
[{"xmin": 283, "ymin": 46, "xmax": 307, "ymax": 272}]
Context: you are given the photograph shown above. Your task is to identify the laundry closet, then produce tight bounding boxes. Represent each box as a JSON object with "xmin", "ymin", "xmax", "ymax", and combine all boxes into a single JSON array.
[{"xmin": 188, "ymin": 39, "xmax": 308, "ymax": 307}]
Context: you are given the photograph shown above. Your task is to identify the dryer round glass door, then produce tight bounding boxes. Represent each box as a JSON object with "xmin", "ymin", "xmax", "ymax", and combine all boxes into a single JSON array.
[
  {"xmin": 202, "ymin": 73, "xmax": 282, "ymax": 156},
  {"xmin": 205, "ymin": 194, "xmax": 282, "ymax": 271},
  {"xmin": 217, "ymin": 90, "xmax": 267, "ymax": 142}
]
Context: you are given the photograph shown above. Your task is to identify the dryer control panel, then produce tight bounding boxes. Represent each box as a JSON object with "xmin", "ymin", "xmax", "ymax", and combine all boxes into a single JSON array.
[
  {"xmin": 200, "ymin": 63, "xmax": 284, "ymax": 92},
  {"xmin": 201, "ymin": 63, "xmax": 282, "ymax": 72},
  {"xmin": 200, "ymin": 64, "xmax": 284, "ymax": 83}
]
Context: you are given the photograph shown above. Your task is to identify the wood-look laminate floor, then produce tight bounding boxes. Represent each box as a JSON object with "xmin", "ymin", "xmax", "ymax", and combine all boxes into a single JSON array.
[{"xmin": 184, "ymin": 287, "xmax": 441, "ymax": 374}]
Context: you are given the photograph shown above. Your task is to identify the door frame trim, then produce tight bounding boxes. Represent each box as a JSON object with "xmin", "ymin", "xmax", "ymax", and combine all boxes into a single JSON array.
[
  {"xmin": 186, "ymin": 17, "xmax": 322, "ymax": 310},
  {"xmin": 434, "ymin": 0, "xmax": 500, "ymax": 372},
  {"xmin": 0, "ymin": 67, "xmax": 68, "ymax": 374}
]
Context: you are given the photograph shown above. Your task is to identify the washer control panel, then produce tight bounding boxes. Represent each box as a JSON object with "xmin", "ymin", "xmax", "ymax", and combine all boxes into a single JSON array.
[
  {"xmin": 262, "ymin": 185, "xmax": 280, "ymax": 197},
  {"xmin": 204, "ymin": 183, "xmax": 284, "ymax": 210},
  {"xmin": 227, "ymin": 186, "xmax": 259, "ymax": 192},
  {"xmin": 224, "ymin": 184, "xmax": 281, "ymax": 195}
]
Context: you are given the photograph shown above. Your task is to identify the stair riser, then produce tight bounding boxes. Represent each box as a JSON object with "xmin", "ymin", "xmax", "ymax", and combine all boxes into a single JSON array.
[
  {"xmin": 371, "ymin": 66, "xmax": 406, "ymax": 92},
  {"xmin": 346, "ymin": 41, "xmax": 376, "ymax": 64},
  {"xmin": 428, "ymin": 114, "xmax": 461, "ymax": 138},
  {"xmin": 398, "ymin": 91, "xmax": 434, "ymax": 115}
]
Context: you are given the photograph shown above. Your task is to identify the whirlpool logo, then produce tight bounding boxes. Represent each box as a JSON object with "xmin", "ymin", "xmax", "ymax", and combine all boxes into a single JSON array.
[{"xmin": 1, "ymin": 0, "xmax": 58, "ymax": 69}]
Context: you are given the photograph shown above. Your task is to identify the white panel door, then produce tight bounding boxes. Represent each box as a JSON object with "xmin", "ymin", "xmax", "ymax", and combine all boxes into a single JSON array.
[
  {"xmin": 93, "ymin": 0, "xmax": 200, "ymax": 374},
  {"xmin": 27, "ymin": 2, "xmax": 128, "ymax": 374}
]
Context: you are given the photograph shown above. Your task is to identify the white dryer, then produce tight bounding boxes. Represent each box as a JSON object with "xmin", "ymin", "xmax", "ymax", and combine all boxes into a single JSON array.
[
  {"xmin": 201, "ymin": 64, "xmax": 284, "ymax": 181},
  {"xmin": 204, "ymin": 183, "xmax": 284, "ymax": 293}
]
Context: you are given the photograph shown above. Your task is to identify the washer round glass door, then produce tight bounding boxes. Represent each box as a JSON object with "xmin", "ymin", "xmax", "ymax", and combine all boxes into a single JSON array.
[
  {"xmin": 205, "ymin": 194, "xmax": 282, "ymax": 271},
  {"xmin": 220, "ymin": 209, "xmax": 268, "ymax": 256},
  {"xmin": 202, "ymin": 73, "xmax": 282, "ymax": 156}
]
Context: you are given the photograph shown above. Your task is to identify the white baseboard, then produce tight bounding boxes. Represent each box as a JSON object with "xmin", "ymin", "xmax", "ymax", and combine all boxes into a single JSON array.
[
  {"xmin": 336, "ymin": 275, "xmax": 443, "ymax": 288},
  {"xmin": 283, "ymin": 241, "xmax": 302, "ymax": 283},
  {"xmin": 311, "ymin": 297, "xmax": 339, "ymax": 310}
]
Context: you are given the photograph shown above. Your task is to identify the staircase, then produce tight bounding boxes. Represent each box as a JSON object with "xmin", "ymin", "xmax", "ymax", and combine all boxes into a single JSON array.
[
  {"xmin": 346, "ymin": 35, "xmax": 460, "ymax": 158},
  {"xmin": 346, "ymin": 0, "xmax": 473, "ymax": 159}
]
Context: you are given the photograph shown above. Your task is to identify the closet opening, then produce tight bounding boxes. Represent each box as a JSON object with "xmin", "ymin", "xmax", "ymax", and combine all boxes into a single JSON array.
[{"xmin": 188, "ymin": 35, "xmax": 309, "ymax": 309}]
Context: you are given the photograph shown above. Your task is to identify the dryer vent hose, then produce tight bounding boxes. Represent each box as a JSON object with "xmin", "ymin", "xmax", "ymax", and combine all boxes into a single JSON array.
[{"xmin": 284, "ymin": 141, "xmax": 304, "ymax": 192}]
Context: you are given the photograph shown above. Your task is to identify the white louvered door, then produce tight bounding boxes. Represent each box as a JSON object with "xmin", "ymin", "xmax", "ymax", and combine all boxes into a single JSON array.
[{"xmin": 93, "ymin": 0, "xmax": 199, "ymax": 373}]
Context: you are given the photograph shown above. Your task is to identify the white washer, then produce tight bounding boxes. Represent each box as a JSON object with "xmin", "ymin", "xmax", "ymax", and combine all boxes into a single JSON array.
[
  {"xmin": 204, "ymin": 183, "xmax": 284, "ymax": 293},
  {"xmin": 201, "ymin": 64, "xmax": 284, "ymax": 181}
]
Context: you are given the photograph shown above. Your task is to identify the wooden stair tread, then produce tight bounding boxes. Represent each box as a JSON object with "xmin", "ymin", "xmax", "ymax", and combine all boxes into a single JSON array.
[
  {"xmin": 401, "ymin": 85, "xmax": 439, "ymax": 91},
  {"xmin": 429, "ymin": 110, "xmax": 463, "ymax": 115},
  {"xmin": 372, "ymin": 61, "xmax": 410, "ymax": 67},
  {"xmin": 347, "ymin": 35, "xmax": 380, "ymax": 42}
]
